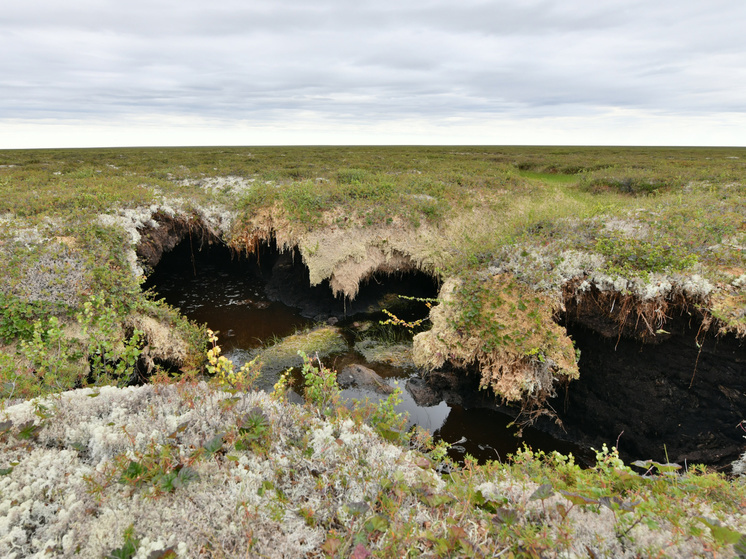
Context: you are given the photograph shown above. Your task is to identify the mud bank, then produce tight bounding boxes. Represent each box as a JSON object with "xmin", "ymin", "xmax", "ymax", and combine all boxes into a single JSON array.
[
  {"xmin": 142, "ymin": 232, "xmax": 438, "ymax": 326},
  {"xmin": 134, "ymin": 208, "xmax": 439, "ymax": 307}
]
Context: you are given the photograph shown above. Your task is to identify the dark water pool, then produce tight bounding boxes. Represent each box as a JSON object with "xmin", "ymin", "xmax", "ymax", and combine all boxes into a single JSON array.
[{"xmin": 143, "ymin": 241, "xmax": 589, "ymax": 464}]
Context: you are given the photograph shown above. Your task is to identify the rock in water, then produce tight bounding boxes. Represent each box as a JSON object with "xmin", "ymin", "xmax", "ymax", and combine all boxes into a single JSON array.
[
  {"xmin": 337, "ymin": 364, "xmax": 394, "ymax": 394},
  {"xmin": 405, "ymin": 376, "xmax": 442, "ymax": 407}
]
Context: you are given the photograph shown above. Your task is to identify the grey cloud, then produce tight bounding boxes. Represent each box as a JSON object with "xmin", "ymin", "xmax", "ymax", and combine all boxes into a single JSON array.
[{"xmin": 2, "ymin": 0, "xmax": 745, "ymax": 125}]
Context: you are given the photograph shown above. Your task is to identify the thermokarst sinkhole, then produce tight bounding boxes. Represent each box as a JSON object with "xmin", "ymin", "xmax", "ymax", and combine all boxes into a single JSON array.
[
  {"xmin": 142, "ymin": 238, "xmax": 586, "ymax": 464},
  {"xmin": 143, "ymin": 238, "xmax": 745, "ymax": 469}
]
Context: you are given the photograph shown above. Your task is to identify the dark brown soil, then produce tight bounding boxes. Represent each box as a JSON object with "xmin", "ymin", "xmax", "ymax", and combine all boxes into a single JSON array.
[
  {"xmin": 136, "ymin": 212, "xmax": 221, "ymax": 273},
  {"xmin": 546, "ymin": 313, "xmax": 746, "ymax": 469},
  {"xmin": 410, "ymin": 303, "xmax": 746, "ymax": 468}
]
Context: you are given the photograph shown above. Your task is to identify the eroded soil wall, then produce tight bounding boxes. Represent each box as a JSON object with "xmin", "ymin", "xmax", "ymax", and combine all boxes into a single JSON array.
[{"xmin": 546, "ymin": 315, "xmax": 746, "ymax": 468}]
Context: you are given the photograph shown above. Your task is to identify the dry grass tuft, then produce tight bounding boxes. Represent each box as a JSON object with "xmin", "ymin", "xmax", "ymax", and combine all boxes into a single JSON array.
[
  {"xmin": 127, "ymin": 315, "xmax": 188, "ymax": 369},
  {"xmin": 414, "ymin": 277, "xmax": 578, "ymax": 408}
]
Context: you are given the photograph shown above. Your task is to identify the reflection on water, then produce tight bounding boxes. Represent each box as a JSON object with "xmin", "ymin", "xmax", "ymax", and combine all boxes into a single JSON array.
[
  {"xmin": 144, "ymin": 242, "xmax": 590, "ymax": 464},
  {"xmin": 435, "ymin": 405, "xmax": 592, "ymax": 464},
  {"xmin": 338, "ymin": 380, "xmax": 590, "ymax": 464},
  {"xmin": 339, "ymin": 384, "xmax": 451, "ymax": 434},
  {"xmin": 143, "ymin": 244, "xmax": 314, "ymax": 351}
]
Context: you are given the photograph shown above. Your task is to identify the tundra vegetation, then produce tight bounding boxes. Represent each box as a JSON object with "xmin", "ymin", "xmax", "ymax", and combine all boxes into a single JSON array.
[{"xmin": 0, "ymin": 146, "xmax": 745, "ymax": 556}]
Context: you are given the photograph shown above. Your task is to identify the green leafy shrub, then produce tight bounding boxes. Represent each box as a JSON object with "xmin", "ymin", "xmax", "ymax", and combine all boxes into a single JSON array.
[
  {"xmin": 205, "ymin": 329, "xmax": 261, "ymax": 390},
  {"xmin": 298, "ymin": 351, "xmax": 340, "ymax": 415},
  {"xmin": 595, "ymin": 232, "xmax": 699, "ymax": 275},
  {"xmin": 0, "ymin": 294, "xmax": 48, "ymax": 343},
  {"xmin": 366, "ymin": 387, "xmax": 407, "ymax": 442},
  {"xmin": 234, "ymin": 407, "xmax": 272, "ymax": 453},
  {"xmin": 78, "ymin": 294, "xmax": 143, "ymax": 385},
  {"xmin": 106, "ymin": 525, "xmax": 140, "ymax": 559},
  {"xmin": 116, "ymin": 440, "xmax": 199, "ymax": 496},
  {"xmin": 18, "ymin": 316, "xmax": 83, "ymax": 395}
]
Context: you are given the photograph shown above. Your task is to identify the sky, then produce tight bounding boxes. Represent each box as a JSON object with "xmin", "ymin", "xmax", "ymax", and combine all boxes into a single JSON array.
[{"xmin": 2, "ymin": 0, "xmax": 745, "ymax": 148}]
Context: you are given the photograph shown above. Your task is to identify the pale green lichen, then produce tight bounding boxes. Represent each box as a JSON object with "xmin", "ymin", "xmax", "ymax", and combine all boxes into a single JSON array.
[
  {"xmin": 0, "ymin": 384, "xmax": 444, "ymax": 558},
  {"xmin": 97, "ymin": 201, "xmax": 234, "ymax": 277},
  {"xmin": 0, "ymin": 384, "xmax": 743, "ymax": 558}
]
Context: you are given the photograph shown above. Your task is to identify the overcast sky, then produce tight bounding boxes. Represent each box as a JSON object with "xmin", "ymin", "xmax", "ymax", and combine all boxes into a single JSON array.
[{"xmin": 2, "ymin": 0, "xmax": 745, "ymax": 148}]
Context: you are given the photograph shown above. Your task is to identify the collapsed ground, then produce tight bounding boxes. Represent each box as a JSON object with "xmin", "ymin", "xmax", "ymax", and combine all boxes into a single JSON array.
[{"xmin": 0, "ymin": 146, "xmax": 745, "ymax": 469}]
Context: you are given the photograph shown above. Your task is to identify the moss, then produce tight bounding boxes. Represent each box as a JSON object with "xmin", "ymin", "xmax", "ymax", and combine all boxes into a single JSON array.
[
  {"xmin": 255, "ymin": 325, "xmax": 348, "ymax": 374},
  {"xmin": 353, "ymin": 339, "xmax": 414, "ymax": 369},
  {"xmin": 414, "ymin": 275, "xmax": 578, "ymax": 407},
  {"xmin": 710, "ymin": 291, "xmax": 746, "ymax": 336}
]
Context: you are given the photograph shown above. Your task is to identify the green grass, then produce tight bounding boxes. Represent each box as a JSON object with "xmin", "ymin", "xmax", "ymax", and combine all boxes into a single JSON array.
[
  {"xmin": 0, "ymin": 145, "xmax": 744, "ymax": 399},
  {"xmin": 1, "ymin": 144, "xmax": 743, "ymax": 238},
  {"xmin": 519, "ymin": 170, "xmax": 578, "ymax": 184}
]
